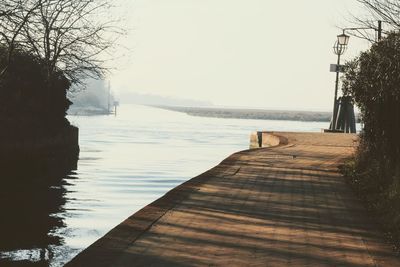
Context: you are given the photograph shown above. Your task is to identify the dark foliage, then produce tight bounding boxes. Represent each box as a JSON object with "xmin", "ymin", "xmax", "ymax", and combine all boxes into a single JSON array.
[
  {"xmin": 342, "ymin": 32, "xmax": 400, "ymax": 248},
  {"xmin": 0, "ymin": 45, "xmax": 71, "ymax": 137},
  {"xmin": 343, "ymin": 32, "xmax": 400, "ymax": 167}
]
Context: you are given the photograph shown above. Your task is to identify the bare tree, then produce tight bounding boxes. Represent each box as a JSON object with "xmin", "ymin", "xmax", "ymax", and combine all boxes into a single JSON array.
[
  {"xmin": 0, "ymin": 0, "xmax": 122, "ymax": 85},
  {"xmin": 350, "ymin": 0, "xmax": 400, "ymax": 42},
  {"xmin": 0, "ymin": 0, "xmax": 41, "ymax": 76}
]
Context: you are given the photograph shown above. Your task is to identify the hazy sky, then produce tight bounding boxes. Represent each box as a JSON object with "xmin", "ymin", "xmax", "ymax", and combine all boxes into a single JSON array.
[{"xmin": 110, "ymin": 0, "xmax": 372, "ymax": 111}]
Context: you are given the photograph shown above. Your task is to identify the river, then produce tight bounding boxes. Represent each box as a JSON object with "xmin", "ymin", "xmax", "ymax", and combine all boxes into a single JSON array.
[{"xmin": 0, "ymin": 104, "xmax": 332, "ymax": 266}]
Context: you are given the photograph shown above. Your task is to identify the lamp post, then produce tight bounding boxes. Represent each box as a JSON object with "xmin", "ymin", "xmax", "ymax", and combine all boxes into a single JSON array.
[
  {"xmin": 330, "ymin": 32, "xmax": 350, "ymax": 130},
  {"xmin": 328, "ymin": 21, "xmax": 383, "ymax": 132}
]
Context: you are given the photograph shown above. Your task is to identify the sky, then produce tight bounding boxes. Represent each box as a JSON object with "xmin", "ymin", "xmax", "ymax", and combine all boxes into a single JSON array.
[{"xmin": 109, "ymin": 0, "xmax": 373, "ymax": 111}]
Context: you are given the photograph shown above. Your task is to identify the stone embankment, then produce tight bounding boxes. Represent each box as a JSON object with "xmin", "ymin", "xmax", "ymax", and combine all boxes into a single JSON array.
[{"xmin": 67, "ymin": 132, "xmax": 400, "ymax": 267}]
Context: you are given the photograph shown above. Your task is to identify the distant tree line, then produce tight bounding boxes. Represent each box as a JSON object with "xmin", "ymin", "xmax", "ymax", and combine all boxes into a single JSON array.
[
  {"xmin": 0, "ymin": 0, "xmax": 120, "ymax": 135},
  {"xmin": 342, "ymin": 0, "xmax": 400, "ymax": 247},
  {"xmin": 158, "ymin": 106, "xmax": 334, "ymax": 122}
]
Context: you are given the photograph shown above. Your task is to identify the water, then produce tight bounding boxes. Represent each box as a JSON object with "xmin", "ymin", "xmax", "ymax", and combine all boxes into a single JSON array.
[{"xmin": 0, "ymin": 104, "xmax": 331, "ymax": 266}]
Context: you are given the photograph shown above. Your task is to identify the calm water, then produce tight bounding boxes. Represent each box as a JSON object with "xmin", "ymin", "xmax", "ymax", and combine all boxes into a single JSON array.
[{"xmin": 0, "ymin": 104, "xmax": 331, "ymax": 266}]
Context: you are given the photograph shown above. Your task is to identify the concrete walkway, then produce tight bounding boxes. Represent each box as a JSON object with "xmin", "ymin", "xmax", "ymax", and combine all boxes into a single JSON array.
[{"xmin": 66, "ymin": 132, "xmax": 400, "ymax": 266}]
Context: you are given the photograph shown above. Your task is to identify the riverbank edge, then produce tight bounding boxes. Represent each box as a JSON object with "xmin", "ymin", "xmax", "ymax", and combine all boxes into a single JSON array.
[
  {"xmin": 65, "ymin": 150, "xmax": 245, "ymax": 266},
  {"xmin": 65, "ymin": 131, "xmax": 357, "ymax": 266},
  {"xmin": 151, "ymin": 105, "xmax": 334, "ymax": 122}
]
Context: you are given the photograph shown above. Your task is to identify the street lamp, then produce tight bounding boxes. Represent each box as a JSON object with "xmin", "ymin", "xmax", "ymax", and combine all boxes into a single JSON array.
[
  {"xmin": 329, "ymin": 32, "xmax": 350, "ymax": 130},
  {"xmin": 337, "ymin": 32, "xmax": 350, "ymax": 46},
  {"xmin": 328, "ymin": 21, "xmax": 383, "ymax": 132}
]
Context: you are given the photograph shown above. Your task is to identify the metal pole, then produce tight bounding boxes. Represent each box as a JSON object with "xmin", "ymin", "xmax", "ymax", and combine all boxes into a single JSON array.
[
  {"xmin": 378, "ymin": 20, "xmax": 382, "ymax": 41},
  {"xmin": 107, "ymin": 81, "xmax": 111, "ymax": 114},
  {"xmin": 331, "ymin": 52, "xmax": 341, "ymax": 130}
]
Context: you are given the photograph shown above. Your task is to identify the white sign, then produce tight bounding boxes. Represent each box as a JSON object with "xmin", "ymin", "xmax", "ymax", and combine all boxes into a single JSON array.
[{"xmin": 330, "ymin": 64, "xmax": 345, "ymax": 73}]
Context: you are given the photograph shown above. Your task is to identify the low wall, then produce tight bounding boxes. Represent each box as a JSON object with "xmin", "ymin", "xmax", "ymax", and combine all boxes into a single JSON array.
[
  {"xmin": 249, "ymin": 131, "xmax": 289, "ymax": 149},
  {"xmin": 250, "ymin": 131, "xmax": 358, "ymax": 149}
]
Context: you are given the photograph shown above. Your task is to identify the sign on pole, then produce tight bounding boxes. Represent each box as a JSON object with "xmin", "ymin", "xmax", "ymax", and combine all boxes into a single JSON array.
[{"xmin": 330, "ymin": 64, "xmax": 345, "ymax": 73}]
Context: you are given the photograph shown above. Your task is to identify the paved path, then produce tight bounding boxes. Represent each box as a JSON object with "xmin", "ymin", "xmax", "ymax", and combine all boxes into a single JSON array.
[{"xmin": 66, "ymin": 132, "xmax": 400, "ymax": 266}]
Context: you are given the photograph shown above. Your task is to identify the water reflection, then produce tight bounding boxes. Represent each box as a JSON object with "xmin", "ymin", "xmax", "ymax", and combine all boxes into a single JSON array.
[{"xmin": 0, "ymin": 158, "xmax": 77, "ymax": 267}]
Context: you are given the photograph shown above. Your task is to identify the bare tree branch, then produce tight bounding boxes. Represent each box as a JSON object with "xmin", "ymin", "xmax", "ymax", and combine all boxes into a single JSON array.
[
  {"xmin": 0, "ymin": 0, "xmax": 124, "ymax": 85},
  {"xmin": 349, "ymin": 0, "xmax": 400, "ymax": 42},
  {"xmin": 0, "ymin": 0, "xmax": 42, "ymax": 77}
]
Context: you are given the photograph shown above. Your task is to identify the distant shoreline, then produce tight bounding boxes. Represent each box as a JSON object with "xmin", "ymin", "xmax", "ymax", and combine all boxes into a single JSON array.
[
  {"xmin": 67, "ymin": 106, "xmax": 112, "ymax": 116},
  {"xmin": 152, "ymin": 105, "xmax": 335, "ymax": 122}
]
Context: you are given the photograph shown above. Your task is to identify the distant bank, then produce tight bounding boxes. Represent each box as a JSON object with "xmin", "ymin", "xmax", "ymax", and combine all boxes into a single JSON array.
[{"xmin": 153, "ymin": 105, "xmax": 336, "ymax": 122}]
